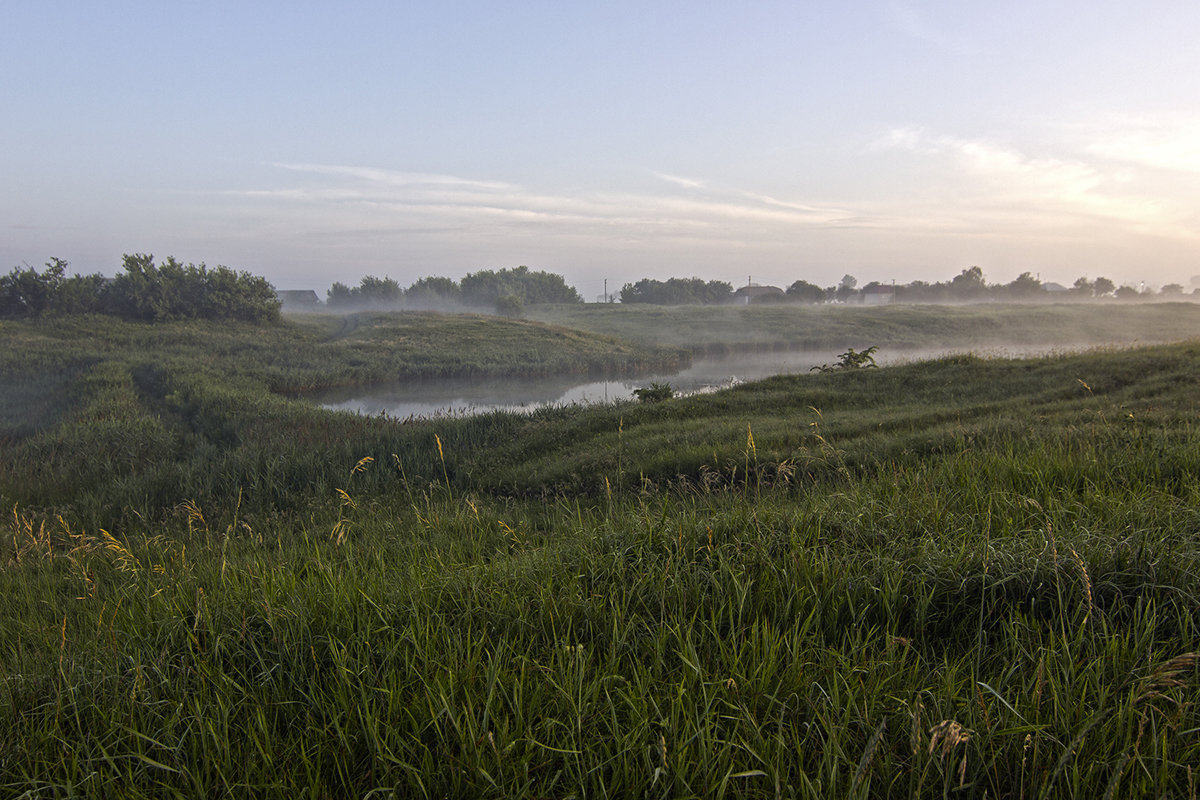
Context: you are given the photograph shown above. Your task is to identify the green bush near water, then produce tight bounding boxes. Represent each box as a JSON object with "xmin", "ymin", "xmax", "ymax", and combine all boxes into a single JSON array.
[{"xmin": 1, "ymin": 307, "xmax": 1199, "ymax": 797}]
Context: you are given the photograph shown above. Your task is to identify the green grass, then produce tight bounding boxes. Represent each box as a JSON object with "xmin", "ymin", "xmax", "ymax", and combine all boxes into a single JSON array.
[
  {"xmin": 1, "ymin": 307, "xmax": 1199, "ymax": 796},
  {"xmin": 529, "ymin": 300, "xmax": 1200, "ymax": 354}
]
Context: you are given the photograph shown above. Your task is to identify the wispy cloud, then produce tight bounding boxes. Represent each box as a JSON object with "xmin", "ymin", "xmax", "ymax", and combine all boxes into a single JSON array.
[
  {"xmin": 652, "ymin": 172, "xmax": 709, "ymax": 191},
  {"xmin": 271, "ymin": 162, "xmax": 518, "ymax": 191},
  {"xmin": 233, "ymin": 162, "xmax": 864, "ymax": 248},
  {"xmin": 1082, "ymin": 118, "xmax": 1200, "ymax": 175},
  {"xmin": 871, "ymin": 126, "xmax": 1195, "ymax": 238},
  {"xmin": 215, "ymin": 132, "xmax": 1200, "ymax": 289}
]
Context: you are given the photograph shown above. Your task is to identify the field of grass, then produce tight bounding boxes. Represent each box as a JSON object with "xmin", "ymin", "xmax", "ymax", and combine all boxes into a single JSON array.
[
  {"xmin": 0, "ymin": 312, "xmax": 681, "ymax": 526},
  {"xmin": 2, "ymin": 306, "xmax": 1199, "ymax": 797},
  {"xmin": 529, "ymin": 300, "xmax": 1200, "ymax": 354}
]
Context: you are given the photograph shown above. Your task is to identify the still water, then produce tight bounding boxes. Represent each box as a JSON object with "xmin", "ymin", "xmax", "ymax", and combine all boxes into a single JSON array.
[{"xmin": 314, "ymin": 346, "xmax": 1069, "ymax": 420}]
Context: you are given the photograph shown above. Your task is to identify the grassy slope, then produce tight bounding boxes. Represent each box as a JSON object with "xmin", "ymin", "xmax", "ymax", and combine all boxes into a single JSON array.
[
  {"xmin": 0, "ymin": 311, "xmax": 681, "ymax": 395},
  {"xmin": 0, "ymin": 312, "xmax": 680, "ymax": 524},
  {"xmin": 529, "ymin": 299, "xmax": 1200, "ymax": 353},
  {"xmin": 2, "ymin": 308, "xmax": 1200, "ymax": 796}
]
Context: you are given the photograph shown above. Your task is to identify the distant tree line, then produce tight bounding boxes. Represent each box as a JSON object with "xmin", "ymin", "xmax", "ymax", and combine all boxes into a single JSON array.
[
  {"xmin": 0, "ymin": 255, "xmax": 281, "ymax": 323},
  {"xmin": 614, "ymin": 267, "xmax": 1193, "ymax": 306},
  {"xmin": 327, "ymin": 266, "xmax": 581, "ymax": 315},
  {"xmin": 619, "ymin": 278, "xmax": 734, "ymax": 305},
  {"xmin": 793, "ymin": 269, "xmax": 1189, "ymax": 304}
]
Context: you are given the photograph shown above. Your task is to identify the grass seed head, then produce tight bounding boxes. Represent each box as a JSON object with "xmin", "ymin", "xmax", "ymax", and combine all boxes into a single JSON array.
[{"xmin": 928, "ymin": 719, "xmax": 972, "ymax": 758}]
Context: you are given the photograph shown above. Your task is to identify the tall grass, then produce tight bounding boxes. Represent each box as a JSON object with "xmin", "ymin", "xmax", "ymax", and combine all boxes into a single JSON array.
[
  {"xmin": 3, "ymin": 460, "xmax": 1198, "ymax": 796},
  {"xmin": 1, "ymin": 312, "xmax": 1199, "ymax": 795}
]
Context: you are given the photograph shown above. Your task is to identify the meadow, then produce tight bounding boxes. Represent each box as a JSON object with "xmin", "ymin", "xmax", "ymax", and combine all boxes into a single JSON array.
[
  {"xmin": 528, "ymin": 299, "xmax": 1200, "ymax": 353},
  {"xmin": 2, "ymin": 303, "xmax": 1199, "ymax": 797}
]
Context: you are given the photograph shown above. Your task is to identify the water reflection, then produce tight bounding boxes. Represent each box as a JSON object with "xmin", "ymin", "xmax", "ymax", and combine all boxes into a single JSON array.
[{"xmin": 313, "ymin": 345, "xmax": 1078, "ymax": 419}]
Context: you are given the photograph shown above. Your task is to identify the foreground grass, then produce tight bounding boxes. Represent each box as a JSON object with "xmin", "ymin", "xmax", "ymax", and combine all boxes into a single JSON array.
[
  {"xmin": 2, "ymin": 311, "xmax": 1199, "ymax": 796},
  {"xmin": 4, "ymin": 426, "xmax": 1199, "ymax": 797}
]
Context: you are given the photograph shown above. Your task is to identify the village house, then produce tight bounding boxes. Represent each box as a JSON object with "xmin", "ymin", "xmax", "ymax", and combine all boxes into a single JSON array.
[
  {"xmin": 731, "ymin": 284, "xmax": 784, "ymax": 304},
  {"xmin": 275, "ymin": 289, "xmax": 321, "ymax": 310}
]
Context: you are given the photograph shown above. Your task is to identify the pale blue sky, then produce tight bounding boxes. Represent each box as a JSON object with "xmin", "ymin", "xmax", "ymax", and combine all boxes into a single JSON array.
[{"xmin": 4, "ymin": 1, "xmax": 1200, "ymax": 296}]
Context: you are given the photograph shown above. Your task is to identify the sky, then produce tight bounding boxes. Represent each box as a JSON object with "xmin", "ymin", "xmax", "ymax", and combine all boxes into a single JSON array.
[{"xmin": 4, "ymin": 1, "xmax": 1200, "ymax": 298}]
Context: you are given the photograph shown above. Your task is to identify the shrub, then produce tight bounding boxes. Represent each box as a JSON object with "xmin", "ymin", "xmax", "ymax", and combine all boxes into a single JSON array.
[
  {"xmin": 632, "ymin": 382, "xmax": 676, "ymax": 402},
  {"xmin": 811, "ymin": 346, "xmax": 879, "ymax": 373}
]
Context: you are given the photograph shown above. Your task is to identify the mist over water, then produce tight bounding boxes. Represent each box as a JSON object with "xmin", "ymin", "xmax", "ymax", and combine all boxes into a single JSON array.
[{"xmin": 314, "ymin": 344, "xmax": 1081, "ymax": 420}]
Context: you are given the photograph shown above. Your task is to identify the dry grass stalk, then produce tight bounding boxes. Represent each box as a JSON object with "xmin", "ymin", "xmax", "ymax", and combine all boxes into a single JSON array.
[
  {"xmin": 100, "ymin": 529, "xmax": 141, "ymax": 572},
  {"xmin": 928, "ymin": 719, "xmax": 973, "ymax": 788},
  {"xmin": 180, "ymin": 499, "xmax": 208, "ymax": 534},
  {"xmin": 9, "ymin": 504, "xmax": 53, "ymax": 562},
  {"xmin": 1070, "ymin": 547, "xmax": 1094, "ymax": 625},
  {"xmin": 1135, "ymin": 652, "xmax": 1199, "ymax": 707},
  {"xmin": 928, "ymin": 719, "xmax": 972, "ymax": 757},
  {"xmin": 1020, "ymin": 733, "xmax": 1033, "ymax": 800},
  {"xmin": 911, "ymin": 698, "xmax": 924, "ymax": 755}
]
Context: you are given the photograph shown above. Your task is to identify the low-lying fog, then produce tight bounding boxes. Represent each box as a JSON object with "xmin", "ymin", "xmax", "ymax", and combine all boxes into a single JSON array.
[{"xmin": 313, "ymin": 344, "xmax": 1083, "ymax": 420}]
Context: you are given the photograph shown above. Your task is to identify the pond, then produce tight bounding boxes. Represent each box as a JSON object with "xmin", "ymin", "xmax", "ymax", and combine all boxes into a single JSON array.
[{"xmin": 312, "ymin": 345, "xmax": 1073, "ymax": 420}]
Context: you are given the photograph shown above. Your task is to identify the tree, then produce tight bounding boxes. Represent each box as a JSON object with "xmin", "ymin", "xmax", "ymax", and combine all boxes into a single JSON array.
[
  {"xmin": 356, "ymin": 275, "xmax": 403, "ymax": 307},
  {"xmin": 0, "ymin": 259, "xmax": 68, "ymax": 317},
  {"xmin": 1004, "ymin": 272, "xmax": 1044, "ymax": 299},
  {"xmin": 109, "ymin": 254, "xmax": 280, "ymax": 323},
  {"xmin": 1092, "ymin": 277, "xmax": 1116, "ymax": 297},
  {"xmin": 1160, "ymin": 283, "xmax": 1184, "ymax": 296},
  {"xmin": 55, "ymin": 271, "xmax": 109, "ymax": 315},
  {"xmin": 495, "ymin": 293, "xmax": 524, "ymax": 318},
  {"xmin": 326, "ymin": 275, "xmax": 404, "ymax": 309},
  {"xmin": 786, "ymin": 280, "xmax": 825, "ymax": 304},
  {"xmin": 1072, "ymin": 277, "xmax": 1094, "ymax": 297},
  {"xmin": 1, "ymin": 254, "xmax": 278, "ymax": 323},
  {"xmin": 199, "ymin": 263, "xmax": 280, "ymax": 322},
  {"xmin": 949, "ymin": 266, "xmax": 988, "ymax": 300},
  {"xmin": 327, "ymin": 282, "xmax": 355, "ymax": 308},
  {"xmin": 406, "ymin": 276, "xmax": 461, "ymax": 307},
  {"xmin": 461, "ymin": 266, "xmax": 581, "ymax": 307},
  {"xmin": 619, "ymin": 277, "xmax": 732, "ymax": 305},
  {"xmin": 895, "ymin": 280, "xmax": 945, "ymax": 303},
  {"xmin": 835, "ymin": 274, "xmax": 858, "ymax": 302}
]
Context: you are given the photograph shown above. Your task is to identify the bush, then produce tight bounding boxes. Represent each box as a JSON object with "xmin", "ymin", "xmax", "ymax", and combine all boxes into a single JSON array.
[
  {"xmin": 0, "ymin": 258, "xmax": 109, "ymax": 318},
  {"xmin": 495, "ymin": 293, "xmax": 524, "ymax": 318},
  {"xmin": 0, "ymin": 255, "xmax": 280, "ymax": 324},
  {"xmin": 811, "ymin": 346, "xmax": 879, "ymax": 373},
  {"xmin": 632, "ymin": 382, "xmax": 676, "ymax": 402},
  {"xmin": 110, "ymin": 255, "xmax": 280, "ymax": 323}
]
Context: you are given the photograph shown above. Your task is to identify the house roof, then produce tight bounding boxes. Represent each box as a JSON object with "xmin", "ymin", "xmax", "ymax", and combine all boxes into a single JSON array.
[{"xmin": 733, "ymin": 285, "xmax": 783, "ymax": 296}]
